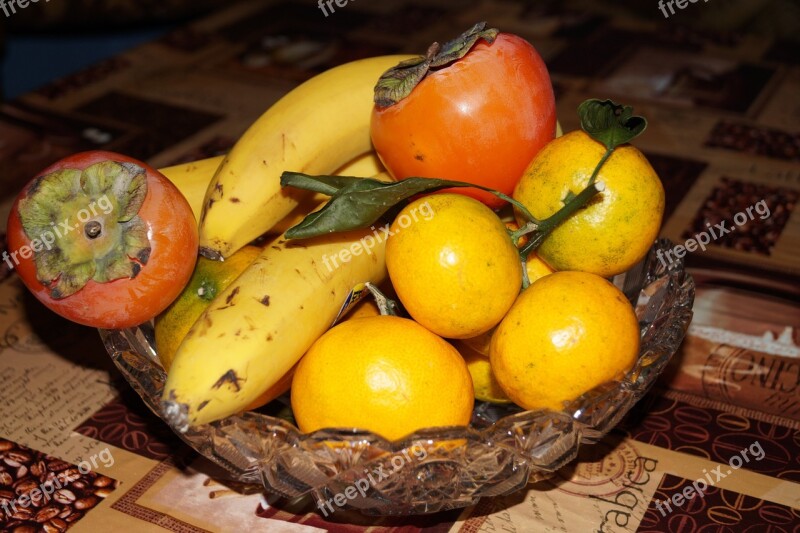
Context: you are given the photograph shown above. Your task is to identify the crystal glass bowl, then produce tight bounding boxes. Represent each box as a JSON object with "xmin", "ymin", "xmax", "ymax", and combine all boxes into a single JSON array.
[{"xmin": 100, "ymin": 239, "xmax": 694, "ymax": 516}]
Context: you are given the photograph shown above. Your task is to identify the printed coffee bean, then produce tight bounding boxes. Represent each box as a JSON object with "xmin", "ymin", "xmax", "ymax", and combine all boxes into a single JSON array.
[
  {"xmin": 0, "ymin": 470, "xmax": 13, "ymax": 485},
  {"xmin": 64, "ymin": 511, "xmax": 83, "ymax": 523},
  {"xmin": 16, "ymin": 465, "xmax": 28, "ymax": 478},
  {"xmin": 40, "ymin": 480, "xmax": 57, "ymax": 495},
  {"xmin": 44, "ymin": 519, "xmax": 68, "ymax": 533},
  {"xmin": 0, "ymin": 440, "xmax": 14, "ymax": 452},
  {"xmin": 93, "ymin": 475, "xmax": 114, "ymax": 488},
  {"xmin": 13, "ymin": 478, "xmax": 39, "ymax": 495},
  {"xmin": 4, "ymin": 457, "xmax": 23, "ymax": 468},
  {"xmin": 707, "ymin": 505, "xmax": 742, "ymax": 524},
  {"xmin": 10, "ymin": 508, "xmax": 34, "ymax": 520},
  {"xmin": 30, "ymin": 461, "xmax": 46, "ymax": 479},
  {"xmin": 53, "ymin": 489, "xmax": 76, "ymax": 505},
  {"xmin": 29, "ymin": 489, "xmax": 45, "ymax": 507},
  {"xmin": 34, "ymin": 505, "xmax": 61, "ymax": 523},
  {"xmin": 44, "ymin": 521, "xmax": 67, "ymax": 533},
  {"xmin": 51, "ymin": 518, "xmax": 69, "ymax": 530},
  {"xmin": 7, "ymin": 451, "xmax": 32, "ymax": 464},
  {"xmin": 46, "ymin": 460, "xmax": 71, "ymax": 472},
  {"xmin": 74, "ymin": 495, "xmax": 99, "ymax": 510},
  {"xmin": 11, "ymin": 525, "xmax": 37, "ymax": 533},
  {"xmin": 54, "ymin": 469, "xmax": 79, "ymax": 486},
  {"xmin": 94, "ymin": 487, "xmax": 114, "ymax": 498},
  {"xmin": 57, "ymin": 506, "xmax": 73, "ymax": 519}
]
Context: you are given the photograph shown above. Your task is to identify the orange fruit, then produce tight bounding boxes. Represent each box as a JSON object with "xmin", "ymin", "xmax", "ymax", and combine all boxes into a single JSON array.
[
  {"xmin": 455, "ymin": 341, "xmax": 511, "ymax": 404},
  {"xmin": 342, "ymin": 295, "xmax": 381, "ymax": 320},
  {"xmin": 155, "ymin": 245, "xmax": 261, "ymax": 370},
  {"xmin": 512, "ymin": 130, "xmax": 664, "ymax": 278},
  {"xmin": 291, "ymin": 315, "xmax": 474, "ymax": 440},
  {"xmin": 524, "ymin": 253, "xmax": 555, "ymax": 283},
  {"xmin": 490, "ymin": 271, "xmax": 640, "ymax": 411},
  {"xmin": 385, "ymin": 194, "xmax": 522, "ymax": 339}
]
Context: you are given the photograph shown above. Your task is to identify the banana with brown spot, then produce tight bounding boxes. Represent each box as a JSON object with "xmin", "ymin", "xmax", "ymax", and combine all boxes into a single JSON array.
[
  {"xmin": 162, "ymin": 173, "xmax": 392, "ymax": 429},
  {"xmin": 198, "ymin": 55, "xmax": 413, "ymax": 260}
]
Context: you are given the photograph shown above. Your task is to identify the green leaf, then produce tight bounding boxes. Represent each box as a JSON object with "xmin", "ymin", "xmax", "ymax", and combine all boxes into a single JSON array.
[
  {"xmin": 281, "ymin": 172, "xmax": 528, "ymax": 239},
  {"xmin": 19, "ymin": 170, "xmax": 82, "ymax": 240},
  {"xmin": 373, "ymin": 56, "xmax": 430, "ymax": 108},
  {"xmin": 280, "ymin": 172, "xmax": 366, "ymax": 196},
  {"xmin": 80, "ymin": 161, "xmax": 147, "ymax": 223},
  {"xmin": 48, "ymin": 261, "xmax": 95, "ymax": 299},
  {"xmin": 373, "ymin": 22, "xmax": 499, "ymax": 107},
  {"xmin": 429, "ymin": 22, "xmax": 498, "ymax": 68},
  {"xmin": 578, "ymin": 99, "xmax": 647, "ymax": 150}
]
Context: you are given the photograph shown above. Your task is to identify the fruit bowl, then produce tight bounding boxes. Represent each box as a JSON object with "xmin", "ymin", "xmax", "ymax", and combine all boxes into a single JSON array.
[{"xmin": 100, "ymin": 238, "xmax": 694, "ymax": 516}]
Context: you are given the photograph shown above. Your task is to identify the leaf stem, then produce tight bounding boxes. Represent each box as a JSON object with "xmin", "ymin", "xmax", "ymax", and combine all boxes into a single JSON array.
[{"xmin": 491, "ymin": 191, "xmax": 540, "ymax": 224}]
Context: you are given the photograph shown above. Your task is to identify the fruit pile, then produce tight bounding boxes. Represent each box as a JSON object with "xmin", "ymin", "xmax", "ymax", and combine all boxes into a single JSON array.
[{"xmin": 5, "ymin": 23, "xmax": 665, "ymax": 441}]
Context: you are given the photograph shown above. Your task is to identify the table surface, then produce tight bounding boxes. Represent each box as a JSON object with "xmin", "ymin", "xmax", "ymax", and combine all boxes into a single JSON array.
[{"xmin": 0, "ymin": 1, "xmax": 798, "ymax": 532}]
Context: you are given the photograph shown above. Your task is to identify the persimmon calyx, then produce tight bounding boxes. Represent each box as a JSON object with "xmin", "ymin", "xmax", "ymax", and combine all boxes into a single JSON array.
[
  {"xmin": 373, "ymin": 22, "xmax": 499, "ymax": 107},
  {"xmin": 18, "ymin": 161, "xmax": 151, "ymax": 299}
]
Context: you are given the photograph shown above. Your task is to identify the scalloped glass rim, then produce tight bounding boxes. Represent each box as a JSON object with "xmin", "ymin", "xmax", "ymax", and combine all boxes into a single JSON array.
[{"xmin": 100, "ymin": 238, "xmax": 694, "ymax": 516}]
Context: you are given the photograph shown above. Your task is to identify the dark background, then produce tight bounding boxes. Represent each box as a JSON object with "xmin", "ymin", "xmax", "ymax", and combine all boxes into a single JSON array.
[{"xmin": 0, "ymin": 0, "xmax": 798, "ymax": 101}]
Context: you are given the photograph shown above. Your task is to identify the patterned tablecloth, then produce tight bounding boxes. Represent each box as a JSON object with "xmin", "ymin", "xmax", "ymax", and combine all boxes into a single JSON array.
[{"xmin": 0, "ymin": 1, "xmax": 798, "ymax": 531}]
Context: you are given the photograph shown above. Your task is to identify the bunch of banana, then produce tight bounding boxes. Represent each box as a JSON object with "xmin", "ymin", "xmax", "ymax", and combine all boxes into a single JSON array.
[
  {"xmin": 197, "ymin": 54, "xmax": 413, "ymax": 260},
  {"xmin": 162, "ymin": 176, "xmax": 390, "ymax": 430},
  {"xmin": 156, "ymin": 153, "xmax": 386, "ymax": 425},
  {"xmin": 155, "ymin": 56, "xmax": 413, "ymax": 430}
]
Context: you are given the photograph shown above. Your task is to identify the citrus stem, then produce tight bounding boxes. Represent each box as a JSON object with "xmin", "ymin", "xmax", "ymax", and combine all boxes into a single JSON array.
[
  {"xmin": 520, "ymin": 259, "xmax": 531, "ymax": 290},
  {"xmin": 588, "ymin": 147, "xmax": 614, "ymax": 186},
  {"xmin": 509, "ymin": 220, "xmax": 537, "ymax": 243},
  {"xmin": 518, "ymin": 181, "xmax": 605, "ymax": 259},
  {"xmin": 365, "ymin": 282, "xmax": 399, "ymax": 316}
]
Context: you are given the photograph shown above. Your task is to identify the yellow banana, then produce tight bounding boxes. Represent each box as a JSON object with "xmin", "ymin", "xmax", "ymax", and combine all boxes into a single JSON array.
[
  {"xmin": 162, "ymin": 174, "xmax": 391, "ymax": 430},
  {"xmin": 335, "ymin": 151, "xmax": 385, "ymax": 178},
  {"xmin": 157, "ymin": 151, "xmax": 383, "ymax": 232},
  {"xmin": 158, "ymin": 156, "xmax": 225, "ymax": 222},
  {"xmin": 198, "ymin": 54, "xmax": 413, "ymax": 260}
]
